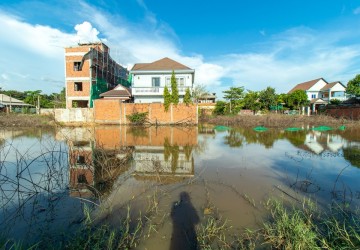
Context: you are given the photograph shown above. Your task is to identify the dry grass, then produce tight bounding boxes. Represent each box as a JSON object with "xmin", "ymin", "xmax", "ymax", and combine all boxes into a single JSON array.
[
  {"xmin": 201, "ymin": 114, "xmax": 359, "ymax": 128},
  {"xmin": 0, "ymin": 113, "xmax": 54, "ymax": 128}
]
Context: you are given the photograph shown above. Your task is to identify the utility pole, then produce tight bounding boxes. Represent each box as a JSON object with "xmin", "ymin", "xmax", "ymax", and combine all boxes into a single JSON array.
[{"xmin": 37, "ymin": 95, "xmax": 40, "ymax": 114}]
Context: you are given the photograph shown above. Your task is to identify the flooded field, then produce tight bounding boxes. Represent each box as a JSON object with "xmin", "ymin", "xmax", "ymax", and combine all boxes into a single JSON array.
[{"xmin": 1, "ymin": 125, "xmax": 360, "ymax": 248}]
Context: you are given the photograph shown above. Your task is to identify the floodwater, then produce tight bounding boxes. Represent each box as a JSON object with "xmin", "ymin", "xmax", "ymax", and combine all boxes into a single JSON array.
[{"xmin": 1, "ymin": 125, "xmax": 360, "ymax": 248}]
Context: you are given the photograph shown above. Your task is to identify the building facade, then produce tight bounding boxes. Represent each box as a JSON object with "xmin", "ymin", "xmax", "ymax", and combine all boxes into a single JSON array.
[
  {"xmin": 65, "ymin": 42, "xmax": 128, "ymax": 108},
  {"xmin": 130, "ymin": 57, "xmax": 195, "ymax": 103},
  {"xmin": 288, "ymin": 78, "xmax": 347, "ymax": 113}
]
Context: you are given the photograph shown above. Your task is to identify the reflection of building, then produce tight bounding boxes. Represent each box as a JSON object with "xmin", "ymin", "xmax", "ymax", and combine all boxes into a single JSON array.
[
  {"xmin": 68, "ymin": 140, "xmax": 94, "ymax": 198},
  {"xmin": 303, "ymin": 132, "xmax": 345, "ymax": 154},
  {"xmin": 132, "ymin": 145, "xmax": 194, "ymax": 178},
  {"xmin": 57, "ymin": 126, "xmax": 198, "ymax": 191}
]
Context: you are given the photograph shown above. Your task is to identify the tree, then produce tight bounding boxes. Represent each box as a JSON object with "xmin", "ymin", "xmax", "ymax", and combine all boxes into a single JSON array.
[
  {"xmin": 170, "ymin": 70, "xmax": 179, "ymax": 104},
  {"xmin": 163, "ymin": 85, "xmax": 171, "ymax": 111},
  {"xmin": 223, "ymin": 86, "xmax": 245, "ymax": 113},
  {"xmin": 259, "ymin": 86, "xmax": 277, "ymax": 110},
  {"xmin": 213, "ymin": 101, "xmax": 226, "ymax": 115},
  {"xmin": 347, "ymin": 74, "xmax": 360, "ymax": 97},
  {"xmin": 183, "ymin": 87, "xmax": 192, "ymax": 105},
  {"xmin": 288, "ymin": 90, "xmax": 309, "ymax": 112},
  {"xmin": 192, "ymin": 83, "xmax": 208, "ymax": 103},
  {"xmin": 243, "ymin": 90, "xmax": 261, "ymax": 114}
]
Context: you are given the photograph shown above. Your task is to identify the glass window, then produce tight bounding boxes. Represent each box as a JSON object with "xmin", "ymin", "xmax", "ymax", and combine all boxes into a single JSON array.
[
  {"xmin": 73, "ymin": 62, "xmax": 81, "ymax": 71},
  {"xmin": 152, "ymin": 77, "xmax": 160, "ymax": 87}
]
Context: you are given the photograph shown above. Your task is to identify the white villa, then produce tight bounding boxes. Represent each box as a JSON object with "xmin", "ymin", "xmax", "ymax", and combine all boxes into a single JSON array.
[
  {"xmin": 129, "ymin": 57, "xmax": 195, "ymax": 103},
  {"xmin": 288, "ymin": 78, "xmax": 347, "ymax": 113}
]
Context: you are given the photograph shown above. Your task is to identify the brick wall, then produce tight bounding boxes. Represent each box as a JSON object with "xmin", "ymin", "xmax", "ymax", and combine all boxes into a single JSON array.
[
  {"xmin": 93, "ymin": 99, "xmax": 198, "ymax": 125},
  {"xmin": 325, "ymin": 105, "xmax": 360, "ymax": 120}
]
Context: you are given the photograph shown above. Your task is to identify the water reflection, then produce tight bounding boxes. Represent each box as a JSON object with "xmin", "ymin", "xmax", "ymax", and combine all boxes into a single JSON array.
[{"xmin": 2, "ymin": 125, "xmax": 360, "ymax": 248}]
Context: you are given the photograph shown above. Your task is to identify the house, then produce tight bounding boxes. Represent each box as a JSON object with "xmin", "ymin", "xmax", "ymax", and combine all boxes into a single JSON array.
[
  {"xmin": 99, "ymin": 84, "xmax": 132, "ymax": 102},
  {"xmin": 65, "ymin": 42, "xmax": 128, "ymax": 108},
  {"xmin": 0, "ymin": 94, "xmax": 33, "ymax": 112},
  {"xmin": 288, "ymin": 78, "xmax": 347, "ymax": 113},
  {"xmin": 130, "ymin": 57, "xmax": 195, "ymax": 103},
  {"xmin": 198, "ymin": 93, "xmax": 216, "ymax": 103}
]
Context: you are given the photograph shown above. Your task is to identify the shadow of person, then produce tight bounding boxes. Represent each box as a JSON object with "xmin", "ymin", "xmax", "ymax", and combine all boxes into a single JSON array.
[{"xmin": 170, "ymin": 192, "xmax": 200, "ymax": 250}]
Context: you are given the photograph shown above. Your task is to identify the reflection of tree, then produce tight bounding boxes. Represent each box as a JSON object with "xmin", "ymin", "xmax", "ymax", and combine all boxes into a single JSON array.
[
  {"xmin": 343, "ymin": 146, "xmax": 360, "ymax": 168},
  {"xmin": 184, "ymin": 144, "xmax": 193, "ymax": 161},
  {"xmin": 283, "ymin": 131, "xmax": 307, "ymax": 147},
  {"xmin": 127, "ymin": 126, "xmax": 149, "ymax": 138},
  {"xmin": 224, "ymin": 130, "xmax": 244, "ymax": 147},
  {"xmin": 163, "ymin": 137, "xmax": 180, "ymax": 173},
  {"xmin": 240, "ymin": 128, "xmax": 282, "ymax": 149}
]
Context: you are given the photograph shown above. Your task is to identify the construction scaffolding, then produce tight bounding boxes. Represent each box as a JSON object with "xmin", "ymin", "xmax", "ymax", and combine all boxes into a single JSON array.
[{"xmin": 78, "ymin": 43, "xmax": 129, "ymax": 107}]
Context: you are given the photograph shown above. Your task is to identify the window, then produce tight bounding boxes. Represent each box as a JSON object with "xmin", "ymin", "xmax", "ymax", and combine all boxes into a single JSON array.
[
  {"xmin": 73, "ymin": 62, "xmax": 81, "ymax": 71},
  {"xmin": 311, "ymin": 94, "xmax": 316, "ymax": 99},
  {"xmin": 177, "ymin": 78, "xmax": 185, "ymax": 87},
  {"xmin": 165, "ymin": 77, "xmax": 185, "ymax": 87},
  {"xmin": 152, "ymin": 77, "xmax": 160, "ymax": 87},
  {"xmin": 74, "ymin": 82, "xmax": 83, "ymax": 91}
]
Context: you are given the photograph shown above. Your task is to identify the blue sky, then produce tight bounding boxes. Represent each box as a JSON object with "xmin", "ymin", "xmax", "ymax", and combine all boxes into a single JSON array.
[{"xmin": 0, "ymin": 0, "xmax": 360, "ymax": 98}]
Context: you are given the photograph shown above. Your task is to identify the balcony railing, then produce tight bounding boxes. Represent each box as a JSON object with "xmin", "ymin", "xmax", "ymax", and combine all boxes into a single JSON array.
[
  {"xmin": 132, "ymin": 87, "xmax": 188, "ymax": 95},
  {"xmin": 322, "ymin": 96, "xmax": 348, "ymax": 102}
]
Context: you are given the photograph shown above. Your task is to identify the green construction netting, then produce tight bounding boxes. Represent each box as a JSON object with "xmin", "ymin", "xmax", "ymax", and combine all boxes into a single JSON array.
[
  {"xmin": 214, "ymin": 125, "xmax": 231, "ymax": 131},
  {"xmin": 312, "ymin": 126, "xmax": 332, "ymax": 131},
  {"xmin": 285, "ymin": 127, "xmax": 302, "ymax": 132},
  {"xmin": 90, "ymin": 78, "xmax": 108, "ymax": 108},
  {"xmin": 253, "ymin": 126, "xmax": 268, "ymax": 132},
  {"xmin": 118, "ymin": 76, "xmax": 131, "ymax": 88}
]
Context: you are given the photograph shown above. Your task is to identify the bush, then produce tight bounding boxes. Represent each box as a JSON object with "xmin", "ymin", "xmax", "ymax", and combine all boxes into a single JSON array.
[{"xmin": 126, "ymin": 112, "xmax": 148, "ymax": 125}]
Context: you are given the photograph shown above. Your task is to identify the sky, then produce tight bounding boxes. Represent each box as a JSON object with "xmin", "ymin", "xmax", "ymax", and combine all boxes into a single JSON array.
[{"xmin": 0, "ymin": 0, "xmax": 360, "ymax": 99}]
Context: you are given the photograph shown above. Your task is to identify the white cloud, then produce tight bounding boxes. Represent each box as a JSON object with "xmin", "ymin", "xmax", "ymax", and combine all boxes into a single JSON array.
[
  {"xmin": 1, "ymin": 74, "xmax": 9, "ymax": 80},
  {"xmin": 354, "ymin": 7, "xmax": 360, "ymax": 14},
  {"xmin": 74, "ymin": 21, "xmax": 101, "ymax": 43},
  {"xmin": 1, "ymin": 2, "xmax": 360, "ymax": 98}
]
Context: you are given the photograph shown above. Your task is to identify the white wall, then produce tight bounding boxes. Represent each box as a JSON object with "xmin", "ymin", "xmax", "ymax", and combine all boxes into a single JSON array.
[
  {"xmin": 132, "ymin": 73, "xmax": 193, "ymax": 88},
  {"xmin": 308, "ymin": 79, "xmax": 327, "ymax": 92}
]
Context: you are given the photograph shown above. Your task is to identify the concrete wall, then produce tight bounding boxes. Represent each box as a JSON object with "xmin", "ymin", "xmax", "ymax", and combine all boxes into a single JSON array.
[
  {"xmin": 93, "ymin": 99, "xmax": 197, "ymax": 125},
  {"xmin": 325, "ymin": 105, "xmax": 360, "ymax": 120},
  {"xmin": 54, "ymin": 108, "xmax": 94, "ymax": 123}
]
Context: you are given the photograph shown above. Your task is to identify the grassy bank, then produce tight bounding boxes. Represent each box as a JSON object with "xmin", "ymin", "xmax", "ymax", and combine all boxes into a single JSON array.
[
  {"xmin": 201, "ymin": 113, "xmax": 359, "ymax": 128},
  {"xmin": 2, "ymin": 197, "xmax": 359, "ymax": 249},
  {"xmin": 0, "ymin": 113, "xmax": 54, "ymax": 128}
]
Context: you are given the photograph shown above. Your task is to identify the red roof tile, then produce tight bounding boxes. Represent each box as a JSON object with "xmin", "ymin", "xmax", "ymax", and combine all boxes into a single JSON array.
[
  {"xmin": 131, "ymin": 57, "xmax": 192, "ymax": 71},
  {"xmin": 288, "ymin": 78, "xmax": 326, "ymax": 94}
]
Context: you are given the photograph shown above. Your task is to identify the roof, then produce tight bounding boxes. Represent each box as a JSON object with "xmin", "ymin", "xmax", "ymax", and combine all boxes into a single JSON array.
[
  {"xmin": 131, "ymin": 57, "xmax": 192, "ymax": 71},
  {"xmin": 288, "ymin": 78, "xmax": 326, "ymax": 93},
  {"xmin": 310, "ymin": 98, "xmax": 327, "ymax": 104},
  {"xmin": 0, "ymin": 94, "xmax": 32, "ymax": 106},
  {"xmin": 320, "ymin": 81, "xmax": 346, "ymax": 91},
  {"xmin": 99, "ymin": 84, "xmax": 131, "ymax": 98}
]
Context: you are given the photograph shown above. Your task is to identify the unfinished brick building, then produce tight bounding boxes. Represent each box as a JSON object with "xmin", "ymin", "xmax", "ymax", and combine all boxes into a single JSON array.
[{"xmin": 65, "ymin": 42, "xmax": 128, "ymax": 108}]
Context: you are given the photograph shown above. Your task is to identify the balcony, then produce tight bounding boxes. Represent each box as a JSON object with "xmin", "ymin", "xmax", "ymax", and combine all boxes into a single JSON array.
[
  {"xmin": 132, "ymin": 87, "xmax": 188, "ymax": 96},
  {"xmin": 322, "ymin": 96, "xmax": 348, "ymax": 102}
]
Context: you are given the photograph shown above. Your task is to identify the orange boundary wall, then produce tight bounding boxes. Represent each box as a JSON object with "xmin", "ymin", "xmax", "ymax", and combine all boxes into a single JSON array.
[{"xmin": 93, "ymin": 99, "xmax": 198, "ymax": 124}]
